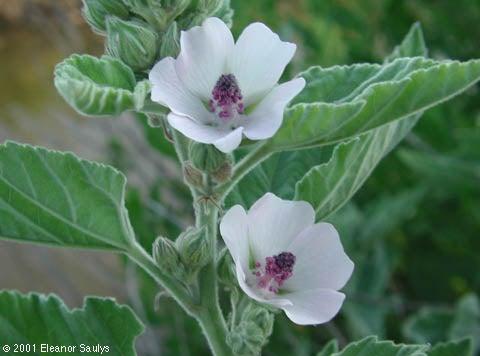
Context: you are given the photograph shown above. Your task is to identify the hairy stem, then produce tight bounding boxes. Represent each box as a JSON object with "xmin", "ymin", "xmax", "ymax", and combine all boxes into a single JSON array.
[{"xmin": 194, "ymin": 200, "xmax": 233, "ymax": 356}]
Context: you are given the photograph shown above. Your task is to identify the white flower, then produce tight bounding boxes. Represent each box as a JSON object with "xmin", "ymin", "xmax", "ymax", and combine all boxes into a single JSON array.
[
  {"xmin": 149, "ymin": 17, "xmax": 305, "ymax": 153},
  {"xmin": 220, "ymin": 193, "xmax": 354, "ymax": 325}
]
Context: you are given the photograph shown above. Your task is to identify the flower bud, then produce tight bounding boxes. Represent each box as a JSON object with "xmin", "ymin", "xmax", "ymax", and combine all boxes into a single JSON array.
[
  {"xmin": 243, "ymin": 304, "xmax": 274, "ymax": 338},
  {"xmin": 217, "ymin": 248, "xmax": 237, "ymax": 287},
  {"xmin": 106, "ymin": 17, "xmax": 159, "ymax": 72},
  {"xmin": 198, "ymin": 0, "xmax": 223, "ymax": 15},
  {"xmin": 189, "ymin": 142, "xmax": 231, "ymax": 173},
  {"xmin": 211, "ymin": 161, "xmax": 232, "ymax": 183},
  {"xmin": 153, "ymin": 236, "xmax": 185, "ymax": 279},
  {"xmin": 82, "ymin": 0, "xmax": 130, "ymax": 35},
  {"xmin": 122, "ymin": 0, "xmax": 167, "ymax": 30},
  {"xmin": 176, "ymin": 227, "xmax": 210, "ymax": 270},
  {"xmin": 183, "ymin": 162, "xmax": 204, "ymax": 188},
  {"xmin": 122, "ymin": 0, "xmax": 190, "ymax": 30},
  {"xmin": 227, "ymin": 303, "xmax": 274, "ymax": 355},
  {"xmin": 160, "ymin": 21, "xmax": 180, "ymax": 58}
]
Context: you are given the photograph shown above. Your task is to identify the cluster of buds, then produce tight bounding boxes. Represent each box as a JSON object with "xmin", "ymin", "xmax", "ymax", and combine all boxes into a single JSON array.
[
  {"xmin": 82, "ymin": 0, "xmax": 233, "ymax": 74},
  {"xmin": 153, "ymin": 226, "xmax": 210, "ymax": 283}
]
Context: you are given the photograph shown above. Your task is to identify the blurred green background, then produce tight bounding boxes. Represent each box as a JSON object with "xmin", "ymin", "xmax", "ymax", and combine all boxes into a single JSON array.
[{"xmin": 0, "ymin": 1, "xmax": 479, "ymax": 355}]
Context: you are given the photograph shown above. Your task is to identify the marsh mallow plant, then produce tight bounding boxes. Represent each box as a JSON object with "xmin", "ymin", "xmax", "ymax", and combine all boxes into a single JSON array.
[{"xmin": 0, "ymin": 0, "xmax": 479, "ymax": 355}]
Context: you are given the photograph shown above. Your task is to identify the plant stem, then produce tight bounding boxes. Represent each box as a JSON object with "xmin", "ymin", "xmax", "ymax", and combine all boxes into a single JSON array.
[
  {"xmin": 216, "ymin": 142, "xmax": 272, "ymax": 201},
  {"xmin": 194, "ymin": 198, "xmax": 233, "ymax": 355}
]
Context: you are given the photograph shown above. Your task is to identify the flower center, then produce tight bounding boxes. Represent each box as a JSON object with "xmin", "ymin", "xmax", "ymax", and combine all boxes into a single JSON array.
[
  {"xmin": 209, "ymin": 74, "xmax": 244, "ymax": 121},
  {"xmin": 252, "ymin": 252, "xmax": 296, "ymax": 294}
]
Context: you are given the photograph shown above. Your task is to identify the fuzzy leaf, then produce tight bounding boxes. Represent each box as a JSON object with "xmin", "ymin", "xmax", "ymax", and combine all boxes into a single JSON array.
[
  {"xmin": 291, "ymin": 23, "xmax": 430, "ymax": 220},
  {"xmin": 317, "ymin": 339, "xmax": 339, "ymax": 356},
  {"xmin": 272, "ymin": 58, "xmax": 480, "ymax": 151},
  {"xmin": 333, "ymin": 336, "xmax": 429, "ymax": 356},
  {"xmin": 54, "ymin": 54, "xmax": 149, "ymax": 116},
  {"xmin": 385, "ymin": 22, "xmax": 428, "ymax": 63},
  {"xmin": 428, "ymin": 339, "xmax": 473, "ymax": 356},
  {"xmin": 295, "ymin": 115, "xmax": 419, "ymax": 220},
  {"xmin": 0, "ymin": 291, "xmax": 143, "ymax": 355},
  {"xmin": 0, "ymin": 141, "xmax": 134, "ymax": 251}
]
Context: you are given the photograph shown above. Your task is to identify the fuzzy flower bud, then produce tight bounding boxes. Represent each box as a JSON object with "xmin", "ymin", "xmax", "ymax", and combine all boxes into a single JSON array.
[
  {"xmin": 198, "ymin": 0, "xmax": 224, "ymax": 15},
  {"xmin": 106, "ymin": 17, "xmax": 159, "ymax": 72},
  {"xmin": 227, "ymin": 304, "xmax": 274, "ymax": 356},
  {"xmin": 82, "ymin": 0, "xmax": 130, "ymax": 35},
  {"xmin": 183, "ymin": 162, "xmax": 204, "ymax": 188},
  {"xmin": 160, "ymin": 21, "xmax": 181, "ymax": 58},
  {"xmin": 211, "ymin": 161, "xmax": 232, "ymax": 183},
  {"xmin": 153, "ymin": 236, "xmax": 186, "ymax": 280},
  {"xmin": 122, "ymin": 0, "xmax": 190, "ymax": 30},
  {"xmin": 189, "ymin": 142, "xmax": 231, "ymax": 173},
  {"xmin": 176, "ymin": 226, "xmax": 210, "ymax": 271}
]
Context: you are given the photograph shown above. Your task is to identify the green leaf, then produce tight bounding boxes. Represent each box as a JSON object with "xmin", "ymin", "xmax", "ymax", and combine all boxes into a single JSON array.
[
  {"xmin": 0, "ymin": 141, "xmax": 135, "ymax": 251},
  {"xmin": 226, "ymin": 147, "xmax": 333, "ymax": 209},
  {"xmin": 294, "ymin": 115, "xmax": 419, "ymax": 219},
  {"xmin": 428, "ymin": 339, "xmax": 473, "ymax": 356},
  {"xmin": 449, "ymin": 294, "xmax": 480, "ymax": 349},
  {"xmin": 403, "ymin": 294, "xmax": 480, "ymax": 349},
  {"xmin": 291, "ymin": 23, "xmax": 430, "ymax": 220},
  {"xmin": 385, "ymin": 22, "xmax": 428, "ymax": 63},
  {"xmin": 333, "ymin": 336, "xmax": 429, "ymax": 356},
  {"xmin": 0, "ymin": 290, "xmax": 143, "ymax": 355},
  {"xmin": 271, "ymin": 57, "xmax": 480, "ymax": 151},
  {"xmin": 54, "ymin": 54, "xmax": 150, "ymax": 117},
  {"xmin": 398, "ymin": 149, "xmax": 480, "ymax": 189},
  {"xmin": 317, "ymin": 339, "xmax": 339, "ymax": 356},
  {"xmin": 403, "ymin": 307, "xmax": 455, "ymax": 344}
]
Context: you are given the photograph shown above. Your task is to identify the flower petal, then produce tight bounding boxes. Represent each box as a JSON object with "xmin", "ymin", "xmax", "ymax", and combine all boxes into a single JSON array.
[
  {"xmin": 168, "ymin": 113, "xmax": 228, "ymax": 143},
  {"xmin": 283, "ymin": 223, "xmax": 354, "ymax": 292},
  {"xmin": 149, "ymin": 57, "xmax": 211, "ymax": 123},
  {"xmin": 282, "ymin": 289, "xmax": 346, "ymax": 325},
  {"xmin": 229, "ymin": 22, "xmax": 296, "ymax": 105},
  {"xmin": 213, "ymin": 127, "xmax": 244, "ymax": 153},
  {"xmin": 235, "ymin": 262, "xmax": 292, "ymax": 308},
  {"xmin": 175, "ymin": 17, "xmax": 234, "ymax": 100},
  {"xmin": 220, "ymin": 205, "xmax": 250, "ymax": 270},
  {"xmin": 243, "ymin": 78, "xmax": 305, "ymax": 140},
  {"xmin": 247, "ymin": 193, "xmax": 315, "ymax": 261}
]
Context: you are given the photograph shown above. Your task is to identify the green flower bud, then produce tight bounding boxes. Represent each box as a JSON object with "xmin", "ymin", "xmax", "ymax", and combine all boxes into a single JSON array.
[
  {"xmin": 82, "ymin": 0, "xmax": 130, "ymax": 35},
  {"xmin": 122, "ymin": 0, "xmax": 167, "ymax": 30},
  {"xmin": 243, "ymin": 304, "xmax": 274, "ymax": 338},
  {"xmin": 227, "ymin": 303, "xmax": 274, "ymax": 356},
  {"xmin": 217, "ymin": 248, "xmax": 237, "ymax": 287},
  {"xmin": 176, "ymin": 226, "xmax": 210, "ymax": 270},
  {"xmin": 183, "ymin": 162, "xmax": 204, "ymax": 188},
  {"xmin": 160, "ymin": 21, "xmax": 180, "ymax": 58},
  {"xmin": 106, "ymin": 17, "xmax": 159, "ymax": 72},
  {"xmin": 153, "ymin": 236, "xmax": 185, "ymax": 279},
  {"xmin": 211, "ymin": 161, "xmax": 232, "ymax": 183},
  {"xmin": 198, "ymin": 0, "xmax": 223, "ymax": 15},
  {"xmin": 189, "ymin": 142, "xmax": 231, "ymax": 173}
]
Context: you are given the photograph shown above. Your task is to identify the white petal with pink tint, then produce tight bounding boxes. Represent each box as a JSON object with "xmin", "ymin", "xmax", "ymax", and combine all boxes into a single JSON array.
[
  {"xmin": 219, "ymin": 193, "xmax": 354, "ymax": 326},
  {"xmin": 149, "ymin": 17, "xmax": 304, "ymax": 153}
]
